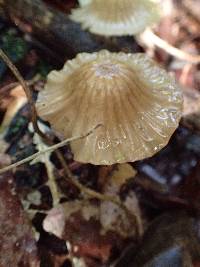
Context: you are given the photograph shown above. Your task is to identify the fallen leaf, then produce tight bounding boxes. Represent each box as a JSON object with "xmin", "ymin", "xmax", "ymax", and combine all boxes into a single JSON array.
[
  {"xmin": 114, "ymin": 211, "xmax": 200, "ymax": 267},
  {"xmin": 43, "ymin": 206, "xmax": 65, "ymax": 238},
  {"xmin": 43, "ymin": 200, "xmax": 129, "ymax": 264},
  {"xmin": 100, "ymin": 164, "xmax": 142, "ymax": 237},
  {"xmin": 1, "ymin": 85, "xmax": 27, "ymax": 130},
  {"xmin": 0, "ymin": 174, "xmax": 40, "ymax": 267},
  {"xmin": 43, "ymin": 164, "xmax": 141, "ymax": 264}
]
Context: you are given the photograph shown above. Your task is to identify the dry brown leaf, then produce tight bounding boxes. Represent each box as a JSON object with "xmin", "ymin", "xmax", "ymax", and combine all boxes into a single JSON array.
[
  {"xmin": 1, "ymin": 85, "xmax": 27, "ymax": 130},
  {"xmin": 43, "ymin": 206, "xmax": 66, "ymax": 238},
  {"xmin": 0, "ymin": 174, "xmax": 40, "ymax": 267},
  {"xmin": 43, "ymin": 200, "xmax": 128, "ymax": 264},
  {"xmin": 43, "ymin": 164, "xmax": 141, "ymax": 264},
  {"xmin": 108, "ymin": 163, "xmax": 137, "ymax": 188},
  {"xmin": 100, "ymin": 163, "xmax": 142, "ymax": 237}
]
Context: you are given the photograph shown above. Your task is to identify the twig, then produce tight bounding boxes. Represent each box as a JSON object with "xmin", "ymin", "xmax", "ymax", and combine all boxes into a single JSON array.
[
  {"xmin": 46, "ymin": 163, "xmax": 60, "ymax": 206},
  {"xmin": 140, "ymin": 29, "xmax": 200, "ymax": 64},
  {"xmin": 0, "ymin": 49, "xmax": 46, "ymax": 139},
  {"xmin": 44, "ymin": 156, "xmax": 61, "ymax": 206},
  {"xmin": 31, "ymin": 129, "xmax": 62, "ymax": 207},
  {"xmin": 0, "ymin": 124, "xmax": 100, "ymax": 175}
]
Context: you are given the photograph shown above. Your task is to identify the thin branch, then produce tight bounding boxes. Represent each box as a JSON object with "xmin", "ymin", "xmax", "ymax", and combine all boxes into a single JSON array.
[
  {"xmin": 0, "ymin": 124, "xmax": 100, "ymax": 175},
  {"xmin": 140, "ymin": 29, "xmax": 200, "ymax": 64},
  {"xmin": 0, "ymin": 49, "xmax": 46, "ymax": 139},
  {"xmin": 44, "ymin": 157, "xmax": 61, "ymax": 206}
]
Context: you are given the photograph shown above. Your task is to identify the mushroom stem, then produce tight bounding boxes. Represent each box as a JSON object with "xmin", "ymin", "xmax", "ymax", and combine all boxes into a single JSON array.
[{"xmin": 140, "ymin": 29, "xmax": 200, "ymax": 64}]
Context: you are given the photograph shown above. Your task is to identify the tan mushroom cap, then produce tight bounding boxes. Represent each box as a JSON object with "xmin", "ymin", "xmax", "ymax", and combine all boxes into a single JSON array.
[
  {"xmin": 36, "ymin": 50, "xmax": 183, "ymax": 165},
  {"xmin": 70, "ymin": 0, "xmax": 160, "ymax": 36}
]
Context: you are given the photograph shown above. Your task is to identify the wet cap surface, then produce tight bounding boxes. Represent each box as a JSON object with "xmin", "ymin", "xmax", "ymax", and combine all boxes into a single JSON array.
[{"xmin": 36, "ymin": 50, "xmax": 183, "ymax": 165}]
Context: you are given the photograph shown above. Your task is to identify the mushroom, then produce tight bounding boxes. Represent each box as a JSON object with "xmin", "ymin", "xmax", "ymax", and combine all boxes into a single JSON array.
[
  {"xmin": 36, "ymin": 50, "xmax": 183, "ymax": 165},
  {"xmin": 70, "ymin": 0, "xmax": 160, "ymax": 36}
]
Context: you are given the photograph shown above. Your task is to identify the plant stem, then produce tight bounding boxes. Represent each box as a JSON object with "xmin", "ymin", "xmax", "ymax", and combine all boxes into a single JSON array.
[
  {"xmin": 140, "ymin": 29, "xmax": 200, "ymax": 64},
  {"xmin": 0, "ymin": 125, "xmax": 100, "ymax": 175},
  {"xmin": 0, "ymin": 49, "xmax": 46, "ymax": 139}
]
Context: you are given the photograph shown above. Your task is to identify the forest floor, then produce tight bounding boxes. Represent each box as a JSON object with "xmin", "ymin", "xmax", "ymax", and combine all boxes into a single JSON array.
[{"xmin": 0, "ymin": 0, "xmax": 200, "ymax": 267}]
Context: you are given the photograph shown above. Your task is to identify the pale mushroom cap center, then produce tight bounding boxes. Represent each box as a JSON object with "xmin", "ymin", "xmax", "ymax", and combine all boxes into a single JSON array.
[{"xmin": 92, "ymin": 61, "xmax": 122, "ymax": 79}]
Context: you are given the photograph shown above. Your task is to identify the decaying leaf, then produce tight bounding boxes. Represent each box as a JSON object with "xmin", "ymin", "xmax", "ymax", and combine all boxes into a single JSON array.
[
  {"xmin": 114, "ymin": 211, "xmax": 200, "ymax": 267},
  {"xmin": 0, "ymin": 174, "xmax": 40, "ymax": 267},
  {"xmin": 0, "ymin": 147, "xmax": 11, "ymax": 165},
  {"xmin": 107, "ymin": 163, "xmax": 137, "ymax": 188},
  {"xmin": 43, "ymin": 205, "xmax": 66, "ymax": 238},
  {"xmin": 100, "ymin": 164, "xmax": 142, "ymax": 237},
  {"xmin": 43, "ymin": 198, "xmax": 141, "ymax": 263},
  {"xmin": 43, "ymin": 200, "xmax": 128, "ymax": 263},
  {"xmin": 43, "ymin": 163, "xmax": 141, "ymax": 264},
  {"xmin": 0, "ymin": 85, "xmax": 27, "ymax": 131},
  {"xmin": 38, "ymin": 140, "xmax": 140, "ymax": 263}
]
